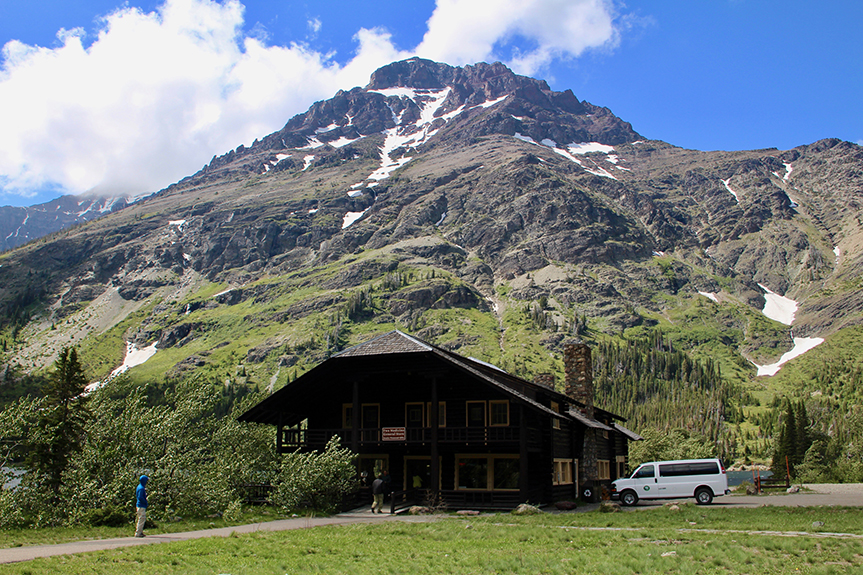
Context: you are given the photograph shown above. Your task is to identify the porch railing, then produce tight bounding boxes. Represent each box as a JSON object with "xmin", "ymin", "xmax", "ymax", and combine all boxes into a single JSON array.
[{"xmin": 279, "ymin": 426, "xmax": 534, "ymax": 450}]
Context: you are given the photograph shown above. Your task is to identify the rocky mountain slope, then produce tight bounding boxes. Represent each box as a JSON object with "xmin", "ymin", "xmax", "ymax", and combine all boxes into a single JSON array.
[
  {"xmin": 0, "ymin": 193, "xmax": 142, "ymax": 252},
  {"xmin": 1, "ymin": 59, "xmax": 862, "ymax": 443}
]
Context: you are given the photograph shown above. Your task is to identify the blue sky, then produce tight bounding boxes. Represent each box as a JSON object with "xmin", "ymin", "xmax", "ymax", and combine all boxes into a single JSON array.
[{"xmin": 1, "ymin": 0, "xmax": 861, "ymax": 207}]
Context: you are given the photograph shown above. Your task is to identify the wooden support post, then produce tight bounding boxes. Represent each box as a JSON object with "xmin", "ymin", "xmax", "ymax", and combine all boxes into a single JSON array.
[
  {"xmin": 276, "ymin": 414, "xmax": 283, "ymax": 453},
  {"xmin": 430, "ymin": 376, "xmax": 440, "ymax": 495},
  {"xmin": 352, "ymin": 380, "xmax": 360, "ymax": 453}
]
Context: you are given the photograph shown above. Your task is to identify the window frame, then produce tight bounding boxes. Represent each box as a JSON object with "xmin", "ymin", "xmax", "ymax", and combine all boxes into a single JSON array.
[
  {"xmin": 455, "ymin": 454, "xmax": 520, "ymax": 491},
  {"xmin": 405, "ymin": 402, "xmax": 425, "ymax": 427},
  {"xmin": 465, "ymin": 400, "xmax": 487, "ymax": 427},
  {"xmin": 552, "ymin": 458, "xmax": 574, "ymax": 485},
  {"xmin": 426, "ymin": 401, "xmax": 446, "ymax": 427},
  {"xmin": 598, "ymin": 459, "xmax": 611, "ymax": 480},
  {"xmin": 489, "ymin": 400, "xmax": 510, "ymax": 426}
]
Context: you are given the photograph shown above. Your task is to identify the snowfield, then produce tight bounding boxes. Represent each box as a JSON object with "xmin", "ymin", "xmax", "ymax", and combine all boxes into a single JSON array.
[
  {"xmin": 757, "ymin": 283, "xmax": 797, "ymax": 326},
  {"xmin": 755, "ymin": 337, "xmax": 824, "ymax": 377}
]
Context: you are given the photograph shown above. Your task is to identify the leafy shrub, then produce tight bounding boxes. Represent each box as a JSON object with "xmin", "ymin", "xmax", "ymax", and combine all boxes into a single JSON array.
[
  {"xmin": 85, "ymin": 506, "xmax": 129, "ymax": 527},
  {"xmin": 272, "ymin": 436, "xmax": 357, "ymax": 514},
  {"xmin": 222, "ymin": 500, "xmax": 244, "ymax": 523}
]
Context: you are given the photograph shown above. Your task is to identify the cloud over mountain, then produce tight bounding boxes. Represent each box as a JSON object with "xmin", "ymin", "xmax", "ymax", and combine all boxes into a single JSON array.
[{"xmin": 0, "ymin": 0, "xmax": 620, "ymax": 202}]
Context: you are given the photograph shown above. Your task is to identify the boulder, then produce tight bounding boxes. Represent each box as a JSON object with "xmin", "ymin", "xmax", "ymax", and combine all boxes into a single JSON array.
[
  {"xmin": 598, "ymin": 502, "xmax": 620, "ymax": 513},
  {"xmin": 511, "ymin": 503, "xmax": 542, "ymax": 515}
]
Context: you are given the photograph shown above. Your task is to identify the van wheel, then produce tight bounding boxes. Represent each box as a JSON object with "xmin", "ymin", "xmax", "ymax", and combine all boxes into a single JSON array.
[
  {"xmin": 621, "ymin": 490, "xmax": 638, "ymax": 506},
  {"xmin": 695, "ymin": 487, "xmax": 713, "ymax": 505}
]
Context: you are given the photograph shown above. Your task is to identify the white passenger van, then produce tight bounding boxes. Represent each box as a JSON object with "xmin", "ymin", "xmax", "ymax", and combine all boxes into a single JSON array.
[{"xmin": 610, "ymin": 458, "xmax": 729, "ymax": 505}]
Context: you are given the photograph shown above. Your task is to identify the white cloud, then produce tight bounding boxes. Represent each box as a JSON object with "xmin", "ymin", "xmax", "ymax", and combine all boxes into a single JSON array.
[
  {"xmin": 0, "ymin": 0, "xmax": 405, "ymax": 199},
  {"xmin": 0, "ymin": 0, "xmax": 618, "ymax": 201},
  {"xmin": 307, "ymin": 17, "xmax": 322, "ymax": 35},
  {"xmin": 416, "ymin": 0, "xmax": 618, "ymax": 75}
]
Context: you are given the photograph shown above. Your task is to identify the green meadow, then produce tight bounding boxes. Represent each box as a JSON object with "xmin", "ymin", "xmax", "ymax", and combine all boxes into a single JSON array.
[{"xmin": 2, "ymin": 506, "xmax": 862, "ymax": 574}]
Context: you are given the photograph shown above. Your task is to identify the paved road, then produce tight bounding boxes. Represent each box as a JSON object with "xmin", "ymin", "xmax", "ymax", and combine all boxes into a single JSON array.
[
  {"xmin": 2, "ymin": 485, "xmax": 861, "ymax": 565},
  {"xmin": 629, "ymin": 483, "xmax": 863, "ymax": 508}
]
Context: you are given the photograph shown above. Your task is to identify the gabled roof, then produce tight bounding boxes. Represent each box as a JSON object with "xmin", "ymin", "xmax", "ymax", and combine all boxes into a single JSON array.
[
  {"xmin": 568, "ymin": 408, "xmax": 613, "ymax": 431},
  {"xmin": 612, "ymin": 422, "xmax": 643, "ymax": 441},
  {"xmin": 333, "ymin": 330, "xmax": 433, "ymax": 357},
  {"xmin": 239, "ymin": 330, "xmax": 625, "ymax": 430}
]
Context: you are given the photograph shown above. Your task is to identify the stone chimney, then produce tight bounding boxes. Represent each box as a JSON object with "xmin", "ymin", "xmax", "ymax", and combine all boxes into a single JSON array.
[
  {"xmin": 564, "ymin": 343, "xmax": 593, "ymax": 419},
  {"xmin": 533, "ymin": 373, "xmax": 555, "ymax": 390}
]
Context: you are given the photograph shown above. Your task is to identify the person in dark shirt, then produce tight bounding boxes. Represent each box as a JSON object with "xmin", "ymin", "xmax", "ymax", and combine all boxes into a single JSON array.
[{"xmin": 371, "ymin": 474, "xmax": 385, "ymax": 514}]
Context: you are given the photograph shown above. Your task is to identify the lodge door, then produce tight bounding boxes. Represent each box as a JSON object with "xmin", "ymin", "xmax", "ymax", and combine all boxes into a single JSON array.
[{"xmin": 405, "ymin": 457, "xmax": 431, "ymax": 490}]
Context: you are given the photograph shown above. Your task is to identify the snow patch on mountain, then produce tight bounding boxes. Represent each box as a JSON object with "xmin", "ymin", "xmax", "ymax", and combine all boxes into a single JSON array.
[
  {"xmin": 758, "ymin": 283, "xmax": 797, "ymax": 325},
  {"xmin": 698, "ymin": 291, "xmax": 719, "ymax": 303},
  {"xmin": 315, "ymin": 123, "xmax": 339, "ymax": 134},
  {"xmin": 512, "ymin": 135, "xmax": 619, "ymax": 180},
  {"xmin": 86, "ymin": 341, "xmax": 158, "ymax": 392},
  {"xmin": 342, "ymin": 208, "xmax": 370, "ymax": 229},
  {"xmin": 721, "ymin": 178, "xmax": 740, "ymax": 203},
  {"xmin": 327, "ymin": 136, "xmax": 361, "ymax": 148},
  {"xmin": 756, "ymin": 337, "xmax": 824, "ymax": 377},
  {"xmin": 567, "ymin": 142, "xmax": 615, "ymax": 155},
  {"xmin": 302, "ymin": 155, "xmax": 315, "ymax": 171},
  {"xmin": 751, "ymin": 283, "xmax": 824, "ymax": 376}
]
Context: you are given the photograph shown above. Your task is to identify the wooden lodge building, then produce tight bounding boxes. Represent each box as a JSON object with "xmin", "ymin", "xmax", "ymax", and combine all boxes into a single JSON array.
[{"xmin": 239, "ymin": 331, "xmax": 641, "ymax": 509}]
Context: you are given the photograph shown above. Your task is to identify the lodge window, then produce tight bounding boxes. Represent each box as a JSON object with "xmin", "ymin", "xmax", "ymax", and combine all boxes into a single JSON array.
[
  {"xmin": 456, "ymin": 455, "xmax": 519, "ymax": 490},
  {"xmin": 598, "ymin": 460, "xmax": 611, "ymax": 480},
  {"xmin": 489, "ymin": 400, "xmax": 509, "ymax": 426},
  {"xmin": 406, "ymin": 402, "xmax": 425, "ymax": 427},
  {"xmin": 342, "ymin": 404, "xmax": 352, "ymax": 429},
  {"xmin": 426, "ymin": 401, "xmax": 446, "ymax": 427},
  {"xmin": 553, "ymin": 459, "xmax": 574, "ymax": 485},
  {"xmin": 600, "ymin": 429, "xmax": 609, "ymax": 439},
  {"xmin": 466, "ymin": 401, "xmax": 486, "ymax": 427},
  {"xmin": 616, "ymin": 455, "xmax": 626, "ymax": 479},
  {"xmin": 551, "ymin": 401, "xmax": 560, "ymax": 429},
  {"xmin": 342, "ymin": 403, "xmax": 380, "ymax": 429}
]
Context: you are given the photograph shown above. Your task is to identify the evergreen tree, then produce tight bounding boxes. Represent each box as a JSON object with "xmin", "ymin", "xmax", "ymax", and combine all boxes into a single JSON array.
[
  {"xmin": 794, "ymin": 400, "xmax": 811, "ymax": 465},
  {"xmin": 27, "ymin": 347, "xmax": 90, "ymax": 498},
  {"xmin": 771, "ymin": 399, "xmax": 797, "ymax": 478}
]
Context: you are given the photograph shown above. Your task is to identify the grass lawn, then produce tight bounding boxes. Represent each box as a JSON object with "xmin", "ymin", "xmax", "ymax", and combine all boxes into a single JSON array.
[
  {"xmin": 2, "ymin": 506, "xmax": 862, "ymax": 574},
  {"xmin": 0, "ymin": 509, "xmax": 281, "ymax": 548}
]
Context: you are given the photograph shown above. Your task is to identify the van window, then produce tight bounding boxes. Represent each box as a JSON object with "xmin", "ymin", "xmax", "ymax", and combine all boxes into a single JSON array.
[
  {"xmin": 659, "ymin": 463, "xmax": 688, "ymax": 477},
  {"xmin": 659, "ymin": 462, "xmax": 720, "ymax": 477},
  {"xmin": 688, "ymin": 462, "xmax": 719, "ymax": 475},
  {"xmin": 632, "ymin": 465, "xmax": 654, "ymax": 479}
]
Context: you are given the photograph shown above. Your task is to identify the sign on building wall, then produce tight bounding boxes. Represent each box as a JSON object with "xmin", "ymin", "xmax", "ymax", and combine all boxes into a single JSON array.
[{"xmin": 382, "ymin": 427, "xmax": 406, "ymax": 441}]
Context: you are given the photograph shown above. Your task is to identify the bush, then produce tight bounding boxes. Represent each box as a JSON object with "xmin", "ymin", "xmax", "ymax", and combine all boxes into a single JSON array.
[
  {"xmin": 85, "ymin": 506, "xmax": 129, "ymax": 527},
  {"xmin": 272, "ymin": 436, "xmax": 357, "ymax": 514},
  {"xmin": 222, "ymin": 500, "xmax": 244, "ymax": 523}
]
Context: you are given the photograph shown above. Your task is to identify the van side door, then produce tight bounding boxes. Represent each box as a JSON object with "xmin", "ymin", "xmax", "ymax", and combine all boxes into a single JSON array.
[{"xmin": 630, "ymin": 464, "xmax": 657, "ymax": 498}]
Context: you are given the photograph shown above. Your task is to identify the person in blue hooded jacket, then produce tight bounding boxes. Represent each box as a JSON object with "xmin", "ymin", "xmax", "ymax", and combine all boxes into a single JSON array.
[{"xmin": 135, "ymin": 475, "xmax": 149, "ymax": 537}]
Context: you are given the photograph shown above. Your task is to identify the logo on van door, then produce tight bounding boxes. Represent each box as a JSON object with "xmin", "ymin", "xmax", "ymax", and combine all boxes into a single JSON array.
[{"xmin": 643, "ymin": 486, "xmax": 650, "ymax": 491}]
